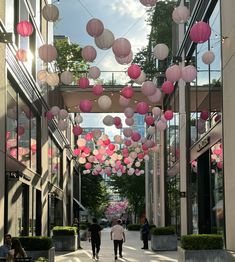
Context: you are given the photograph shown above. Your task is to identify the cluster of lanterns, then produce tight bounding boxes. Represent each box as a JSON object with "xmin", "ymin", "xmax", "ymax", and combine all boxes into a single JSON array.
[{"xmin": 46, "ymin": 106, "xmax": 69, "ymax": 131}]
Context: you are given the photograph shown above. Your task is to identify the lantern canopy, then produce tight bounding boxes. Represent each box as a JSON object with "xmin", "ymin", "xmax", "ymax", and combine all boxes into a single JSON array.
[
  {"xmin": 86, "ymin": 18, "xmax": 104, "ymax": 37},
  {"xmin": 42, "ymin": 4, "xmax": 59, "ymax": 22},
  {"xmin": 81, "ymin": 45, "xmax": 97, "ymax": 62},
  {"xmin": 127, "ymin": 64, "xmax": 141, "ymax": 79},
  {"xmin": 95, "ymin": 29, "xmax": 115, "ymax": 50},
  {"xmin": 172, "ymin": 5, "xmax": 190, "ymax": 24},
  {"xmin": 88, "ymin": 66, "xmax": 101, "ymax": 79},
  {"xmin": 190, "ymin": 21, "xmax": 211, "ymax": 43},
  {"xmin": 202, "ymin": 50, "xmax": 215, "ymax": 65},
  {"xmin": 165, "ymin": 64, "xmax": 181, "ymax": 82},
  {"xmin": 139, "ymin": 0, "xmax": 157, "ymax": 7},
  {"xmin": 112, "ymin": 38, "xmax": 131, "ymax": 58},
  {"xmin": 38, "ymin": 44, "xmax": 57, "ymax": 62},
  {"xmin": 60, "ymin": 71, "xmax": 73, "ymax": 85},
  {"xmin": 153, "ymin": 44, "xmax": 169, "ymax": 60},
  {"xmin": 181, "ymin": 65, "xmax": 197, "ymax": 82},
  {"xmin": 16, "ymin": 20, "xmax": 33, "ymax": 37}
]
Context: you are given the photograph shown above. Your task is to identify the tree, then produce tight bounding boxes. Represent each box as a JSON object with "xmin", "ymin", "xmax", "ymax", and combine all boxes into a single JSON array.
[
  {"xmin": 109, "ymin": 173, "xmax": 145, "ymax": 223},
  {"xmin": 54, "ymin": 38, "xmax": 88, "ymax": 80}
]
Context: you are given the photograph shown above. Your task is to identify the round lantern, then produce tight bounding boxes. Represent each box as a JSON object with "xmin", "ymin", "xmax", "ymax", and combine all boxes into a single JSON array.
[
  {"xmin": 16, "ymin": 20, "xmax": 33, "ymax": 37},
  {"xmin": 88, "ymin": 66, "xmax": 101, "ymax": 79},
  {"xmin": 45, "ymin": 111, "xmax": 54, "ymax": 120},
  {"xmin": 60, "ymin": 71, "xmax": 73, "ymax": 85},
  {"xmin": 153, "ymin": 44, "xmax": 169, "ymax": 60},
  {"xmin": 58, "ymin": 120, "xmax": 68, "ymax": 131},
  {"xmin": 136, "ymin": 102, "xmax": 149, "ymax": 115},
  {"xmin": 42, "ymin": 4, "xmax": 59, "ymax": 22},
  {"xmin": 81, "ymin": 45, "xmax": 97, "ymax": 62},
  {"xmin": 166, "ymin": 64, "xmax": 181, "ymax": 82},
  {"xmin": 172, "ymin": 5, "xmax": 190, "ymax": 24},
  {"xmin": 121, "ymin": 86, "xmax": 134, "ymax": 99},
  {"xmin": 156, "ymin": 120, "xmax": 167, "ymax": 131},
  {"xmin": 114, "ymin": 116, "xmax": 122, "ymax": 126},
  {"xmin": 181, "ymin": 65, "xmax": 197, "ymax": 82},
  {"xmin": 37, "ymin": 70, "xmax": 48, "ymax": 82},
  {"xmin": 145, "ymin": 115, "xmax": 155, "ymax": 126},
  {"xmin": 127, "ymin": 64, "xmax": 141, "ymax": 79},
  {"xmin": 73, "ymin": 125, "xmax": 83, "ymax": 136},
  {"xmin": 134, "ymin": 71, "xmax": 146, "ymax": 85},
  {"xmin": 98, "ymin": 95, "xmax": 112, "ymax": 110},
  {"xmin": 202, "ymin": 50, "xmax": 215, "ymax": 65},
  {"xmin": 139, "ymin": 0, "xmax": 157, "ymax": 6},
  {"xmin": 161, "ymin": 81, "xmax": 174, "ymax": 94},
  {"xmin": 79, "ymin": 99, "xmax": 92, "ymax": 113},
  {"xmin": 164, "ymin": 110, "xmax": 174, "ymax": 120},
  {"xmin": 50, "ymin": 106, "xmax": 60, "ymax": 116},
  {"xmin": 131, "ymin": 132, "xmax": 141, "ymax": 142},
  {"xmin": 92, "ymin": 85, "xmax": 103, "ymax": 96},
  {"xmin": 103, "ymin": 115, "xmax": 114, "ymax": 126},
  {"xmin": 46, "ymin": 73, "xmax": 59, "ymax": 87},
  {"xmin": 152, "ymin": 106, "xmax": 161, "ymax": 116},
  {"xmin": 16, "ymin": 49, "xmax": 27, "ymax": 62},
  {"xmin": 115, "ymin": 51, "xmax": 133, "ymax": 65},
  {"xmin": 125, "ymin": 118, "xmax": 134, "ymax": 126},
  {"xmin": 124, "ymin": 107, "xmax": 134, "ymax": 118},
  {"xmin": 123, "ymin": 128, "xmax": 133, "ymax": 137},
  {"xmin": 200, "ymin": 110, "xmax": 209, "ymax": 121},
  {"xmin": 78, "ymin": 77, "xmax": 89, "ymax": 89},
  {"xmin": 59, "ymin": 109, "xmax": 68, "ymax": 120},
  {"xmin": 119, "ymin": 96, "xmax": 130, "ymax": 107},
  {"xmin": 38, "ymin": 44, "xmax": 57, "ymax": 62},
  {"xmin": 86, "ymin": 18, "xmax": 104, "ymax": 37},
  {"xmin": 95, "ymin": 29, "xmax": 115, "ymax": 50},
  {"xmin": 141, "ymin": 81, "xmax": 156, "ymax": 96},
  {"xmin": 147, "ymin": 126, "xmax": 155, "ymax": 135},
  {"xmin": 112, "ymin": 38, "xmax": 131, "ymax": 58},
  {"xmin": 147, "ymin": 88, "xmax": 162, "ymax": 103},
  {"xmin": 75, "ymin": 114, "xmax": 83, "ymax": 124},
  {"xmin": 190, "ymin": 21, "xmax": 211, "ymax": 43}
]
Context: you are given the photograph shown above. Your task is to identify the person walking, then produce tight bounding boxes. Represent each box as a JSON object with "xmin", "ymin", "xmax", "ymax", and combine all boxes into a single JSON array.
[
  {"xmin": 110, "ymin": 219, "xmax": 125, "ymax": 260},
  {"xmin": 141, "ymin": 218, "xmax": 150, "ymax": 249},
  {"xmin": 88, "ymin": 218, "xmax": 102, "ymax": 260}
]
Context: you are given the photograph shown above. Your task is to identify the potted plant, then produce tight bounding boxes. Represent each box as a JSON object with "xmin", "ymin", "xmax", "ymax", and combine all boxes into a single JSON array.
[
  {"xmin": 52, "ymin": 226, "xmax": 78, "ymax": 251},
  {"xmin": 17, "ymin": 236, "xmax": 54, "ymax": 262},
  {"xmin": 178, "ymin": 234, "xmax": 225, "ymax": 261},
  {"xmin": 127, "ymin": 224, "xmax": 141, "ymax": 231},
  {"xmin": 151, "ymin": 226, "xmax": 177, "ymax": 251}
]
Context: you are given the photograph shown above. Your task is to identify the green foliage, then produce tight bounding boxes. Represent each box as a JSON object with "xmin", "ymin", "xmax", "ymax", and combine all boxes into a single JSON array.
[
  {"xmin": 15, "ymin": 237, "xmax": 53, "ymax": 251},
  {"xmin": 52, "ymin": 226, "xmax": 77, "ymax": 236},
  {"xmin": 181, "ymin": 234, "xmax": 224, "ymax": 250},
  {"xmin": 151, "ymin": 226, "xmax": 175, "ymax": 235},
  {"xmin": 109, "ymin": 172, "xmax": 145, "ymax": 222},
  {"xmin": 127, "ymin": 224, "xmax": 141, "ymax": 231},
  {"xmin": 54, "ymin": 39, "xmax": 88, "ymax": 80},
  {"xmin": 81, "ymin": 172, "xmax": 109, "ymax": 217}
]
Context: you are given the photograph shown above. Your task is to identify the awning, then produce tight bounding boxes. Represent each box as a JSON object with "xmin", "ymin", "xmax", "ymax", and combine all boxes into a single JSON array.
[{"xmin": 73, "ymin": 197, "xmax": 88, "ymax": 213}]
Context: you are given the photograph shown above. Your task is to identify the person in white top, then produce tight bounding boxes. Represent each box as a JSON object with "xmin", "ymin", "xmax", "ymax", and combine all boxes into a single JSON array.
[{"xmin": 110, "ymin": 219, "xmax": 125, "ymax": 260}]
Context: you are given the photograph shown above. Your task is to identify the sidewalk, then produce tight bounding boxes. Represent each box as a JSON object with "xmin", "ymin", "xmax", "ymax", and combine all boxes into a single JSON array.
[{"xmin": 55, "ymin": 228, "xmax": 178, "ymax": 262}]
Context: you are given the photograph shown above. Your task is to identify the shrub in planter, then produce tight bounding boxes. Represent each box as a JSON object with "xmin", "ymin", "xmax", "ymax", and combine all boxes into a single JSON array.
[
  {"xmin": 127, "ymin": 224, "xmax": 141, "ymax": 231},
  {"xmin": 151, "ymin": 226, "xmax": 177, "ymax": 251},
  {"xmin": 178, "ymin": 234, "xmax": 225, "ymax": 262},
  {"xmin": 52, "ymin": 226, "xmax": 77, "ymax": 236}
]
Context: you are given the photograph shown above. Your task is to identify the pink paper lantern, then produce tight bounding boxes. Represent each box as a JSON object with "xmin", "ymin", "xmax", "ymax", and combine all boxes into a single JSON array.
[
  {"xmin": 141, "ymin": 81, "xmax": 156, "ymax": 96},
  {"xmin": 121, "ymin": 86, "xmax": 134, "ymax": 99},
  {"xmin": 73, "ymin": 125, "xmax": 83, "ymax": 136},
  {"xmin": 114, "ymin": 116, "xmax": 122, "ymax": 126},
  {"xmin": 17, "ymin": 126, "xmax": 25, "ymax": 136},
  {"xmin": 127, "ymin": 64, "xmax": 141, "ymax": 79},
  {"xmin": 85, "ymin": 162, "xmax": 92, "ymax": 169},
  {"xmin": 200, "ymin": 110, "xmax": 209, "ymax": 121},
  {"xmin": 38, "ymin": 44, "xmax": 57, "ymax": 63},
  {"xmin": 85, "ymin": 133, "xmax": 93, "ymax": 140},
  {"xmin": 131, "ymin": 132, "xmax": 141, "ymax": 142},
  {"xmin": 45, "ymin": 111, "xmax": 54, "ymax": 120},
  {"xmin": 164, "ymin": 110, "xmax": 174, "ymax": 120},
  {"xmin": 16, "ymin": 20, "xmax": 33, "ymax": 37},
  {"xmin": 88, "ymin": 66, "xmax": 101, "ymax": 79},
  {"xmin": 112, "ymin": 38, "xmax": 131, "ymax": 58},
  {"xmin": 165, "ymin": 65, "xmax": 181, "ymax": 82},
  {"xmin": 108, "ymin": 144, "xmax": 115, "ymax": 151},
  {"xmin": 115, "ymin": 51, "xmax": 133, "ymax": 65},
  {"xmin": 139, "ymin": 0, "xmax": 157, "ymax": 7},
  {"xmin": 145, "ymin": 115, "xmax": 155, "ymax": 126},
  {"xmin": 147, "ymin": 88, "xmax": 162, "ymax": 103},
  {"xmin": 181, "ymin": 65, "xmax": 197, "ymax": 82},
  {"xmin": 119, "ymin": 96, "xmax": 130, "ymax": 107},
  {"xmin": 124, "ymin": 107, "xmax": 134, "ymax": 118},
  {"xmin": 190, "ymin": 21, "xmax": 211, "ymax": 43},
  {"xmin": 125, "ymin": 118, "xmax": 134, "ymax": 126},
  {"xmin": 86, "ymin": 18, "xmax": 104, "ymax": 37},
  {"xmin": 136, "ymin": 102, "xmax": 149, "ymax": 115},
  {"xmin": 125, "ymin": 140, "xmax": 132, "ymax": 146},
  {"xmin": 16, "ymin": 49, "xmax": 27, "ymax": 62},
  {"xmin": 156, "ymin": 120, "xmax": 167, "ymax": 131},
  {"xmin": 172, "ymin": 5, "xmax": 190, "ymax": 24},
  {"xmin": 79, "ymin": 100, "xmax": 92, "ymax": 112},
  {"xmin": 202, "ymin": 51, "xmax": 215, "ymax": 65},
  {"xmin": 78, "ymin": 77, "xmax": 89, "ymax": 89},
  {"xmin": 161, "ymin": 81, "xmax": 174, "ymax": 94},
  {"xmin": 123, "ymin": 128, "xmax": 133, "ymax": 137},
  {"xmin": 92, "ymin": 85, "xmax": 103, "ymax": 96},
  {"xmin": 81, "ymin": 45, "xmax": 97, "ymax": 62},
  {"xmin": 217, "ymin": 161, "xmax": 223, "ymax": 169}
]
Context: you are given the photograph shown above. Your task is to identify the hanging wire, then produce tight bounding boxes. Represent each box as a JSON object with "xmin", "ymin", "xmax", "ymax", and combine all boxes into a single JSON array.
[{"xmin": 76, "ymin": 0, "xmax": 94, "ymax": 18}]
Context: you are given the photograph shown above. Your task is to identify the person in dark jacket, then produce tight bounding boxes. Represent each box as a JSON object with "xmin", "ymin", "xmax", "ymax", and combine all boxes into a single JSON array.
[
  {"xmin": 88, "ymin": 218, "xmax": 102, "ymax": 260},
  {"xmin": 141, "ymin": 218, "xmax": 149, "ymax": 249}
]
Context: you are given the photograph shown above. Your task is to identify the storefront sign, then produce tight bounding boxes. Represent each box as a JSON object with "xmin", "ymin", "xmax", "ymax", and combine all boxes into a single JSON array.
[{"xmin": 197, "ymin": 136, "xmax": 210, "ymax": 152}]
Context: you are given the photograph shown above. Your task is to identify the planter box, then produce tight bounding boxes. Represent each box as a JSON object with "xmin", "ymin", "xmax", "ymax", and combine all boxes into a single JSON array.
[
  {"xmin": 27, "ymin": 247, "xmax": 55, "ymax": 262},
  {"xmin": 178, "ymin": 246, "xmax": 226, "ymax": 262},
  {"xmin": 151, "ymin": 234, "xmax": 177, "ymax": 251},
  {"xmin": 52, "ymin": 235, "xmax": 78, "ymax": 251}
]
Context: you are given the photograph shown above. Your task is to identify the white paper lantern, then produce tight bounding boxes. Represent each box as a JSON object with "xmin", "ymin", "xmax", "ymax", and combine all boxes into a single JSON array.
[
  {"xmin": 59, "ymin": 109, "xmax": 68, "ymax": 119},
  {"xmin": 98, "ymin": 95, "xmax": 112, "ymax": 110},
  {"xmin": 46, "ymin": 73, "xmax": 59, "ymax": 87},
  {"xmin": 38, "ymin": 44, "xmax": 57, "ymax": 62},
  {"xmin": 75, "ymin": 115, "xmax": 83, "ymax": 124},
  {"xmin": 152, "ymin": 107, "xmax": 161, "ymax": 117},
  {"xmin": 88, "ymin": 66, "xmax": 101, "ymax": 79},
  {"xmin": 42, "ymin": 4, "xmax": 59, "ymax": 22},
  {"xmin": 114, "ymin": 135, "xmax": 123, "ymax": 144},
  {"xmin": 103, "ymin": 115, "xmax": 114, "ymax": 126},
  {"xmin": 181, "ymin": 65, "xmax": 197, "ymax": 82},
  {"xmin": 50, "ymin": 106, "xmax": 60, "ymax": 116},
  {"xmin": 60, "ymin": 71, "xmax": 73, "ymax": 85},
  {"xmin": 37, "ymin": 70, "xmax": 48, "ymax": 82},
  {"xmin": 115, "ymin": 51, "xmax": 133, "ymax": 65},
  {"xmin": 147, "ymin": 126, "xmax": 155, "ymax": 136},
  {"xmin": 95, "ymin": 29, "xmax": 115, "ymax": 50},
  {"xmin": 165, "ymin": 64, "xmax": 181, "ymax": 82},
  {"xmin": 202, "ymin": 51, "xmax": 215, "ymax": 65},
  {"xmin": 153, "ymin": 44, "xmax": 169, "ymax": 60},
  {"xmin": 172, "ymin": 5, "xmax": 190, "ymax": 24},
  {"xmin": 134, "ymin": 71, "xmax": 146, "ymax": 85},
  {"xmin": 124, "ymin": 107, "xmax": 134, "ymax": 118}
]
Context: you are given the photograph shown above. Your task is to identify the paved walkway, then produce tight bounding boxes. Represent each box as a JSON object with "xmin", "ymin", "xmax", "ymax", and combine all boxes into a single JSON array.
[{"xmin": 55, "ymin": 228, "xmax": 178, "ymax": 262}]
